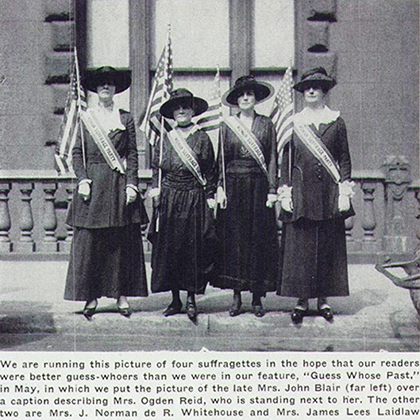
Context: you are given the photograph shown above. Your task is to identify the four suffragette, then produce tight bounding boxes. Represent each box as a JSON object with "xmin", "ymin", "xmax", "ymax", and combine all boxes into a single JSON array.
[
  {"xmin": 64, "ymin": 67, "xmax": 148, "ymax": 319},
  {"xmin": 149, "ymin": 89, "xmax": 217, "ymax": 322},
  {"xmin": 211, "ymin": 76, "xmax": 280, "ymax": 318},
  {"xmin": 65, "ymin": 66, "xmax": 353, "ymax": 324},
  {"xmin": 278, "ymin": 67, "xmax": 354, "ymax": 324}
]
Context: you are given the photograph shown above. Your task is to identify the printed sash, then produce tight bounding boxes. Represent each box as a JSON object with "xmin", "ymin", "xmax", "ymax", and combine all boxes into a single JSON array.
[
  {"xmin": 166, "ymin": 125, "xmax": 207, "ymax": 186},
  {"xmin": 294, "ymin": 123, "xmax": 341, "ymax": 183},
  {"xmin": 224, "ymin": 116, "xmax": 269, "ymax": 178},
  {"xmin": 81, "ymin": 109, "xmax": 126, "ymax": 174}
]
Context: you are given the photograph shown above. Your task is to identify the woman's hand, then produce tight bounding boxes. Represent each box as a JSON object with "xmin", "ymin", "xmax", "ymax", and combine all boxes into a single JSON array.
[
  {"xmin": 207, "ymin": 198, "xmax": 216, "ymax": 209},
  {"xmin": 266, "ymin": 194, "xmax": 277, "ymax": 208},
  {"xmin": 277, "ymin": 185, "xmax": 293, "ymax": 213},
  {"xmin": 78, "ymin": 180, "xmax": 91, "ymax": 201},
  {"xmin": 148, "ymin": 187, "xmax": 161, "ymax": 209},
  {"xmin": 126, "ymin": 185, "xmax": 138, "ymax": 205},
  {"xmin": 338, "ymin": 180, "xmax": 355, "ymax": 212},
  {"xmin": 216, "ymin": 186, "xmax": 227, "ymax": 209},
  {"xmin": 338, "ymin": 195, "xmax": 351, "ymax": 212}
]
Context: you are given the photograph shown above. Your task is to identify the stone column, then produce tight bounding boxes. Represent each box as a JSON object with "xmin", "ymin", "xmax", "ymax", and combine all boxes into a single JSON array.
[
  {"xmin": 60, "ymin": 183, "xmax": 76, "ymax": 254},
  {"xmin": 17, "ymin": 183, "xmax": 35, "ymax": 253},
  {"xmin": 40, "ymin": 182, "xmax": 58, "ymax": 253},
  {"xmin": 0, "ymin": 182, "xmax": 12, "ymax": 253},
  {"xmin": 361, "ymin": 183, "xmax": 377, "ymax": 243},
  {"xmin": 383, "ymin": 156, "xmax": 411, "ymax": 257}
]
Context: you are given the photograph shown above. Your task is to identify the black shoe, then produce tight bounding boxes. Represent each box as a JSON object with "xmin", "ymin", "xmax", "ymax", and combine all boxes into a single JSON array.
[
  {"xmin": 229, "ymin": 293, "xmax": 242, "ymax": 317},
  {"xmin": 117, "ymin": 305, "xmax": 132, "ymax": 318},
  {"xmin": 83, "ymin": 300, "xmax": 97, "ymax": 320},
  {"xmin": 291, "ymin": 308, "xmax": 306, "ymax": 324},
  {"xmin": 252, "ymin": 304, "xmax": 265, "ymax": 318},
  {"xmin": 186, "ymin": 301, "xmax": 197, "ymax": 322},
  {"xmin": 163, "ymin": 302, "xmax": 182, "ymax": 317},
  {"xmin": 320, "ymin": 307, "xmax": 333, "ymax": 321}
]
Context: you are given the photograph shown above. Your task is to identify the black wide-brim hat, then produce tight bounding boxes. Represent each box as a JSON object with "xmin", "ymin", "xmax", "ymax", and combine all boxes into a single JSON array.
[
  {"xmin": 293, "ymin": 67, "xmax": 336, "ymax": 93},
  {"xmin": 160, "ymin": 88, "xmax": 208, "ymax": 119},
  {"xmin": 83, "ymin": 66, "xmax": 132, "ymax": 94},
  {"xmin": 222, "ymin": 75, "xmax": 274, "ymax": 107}
]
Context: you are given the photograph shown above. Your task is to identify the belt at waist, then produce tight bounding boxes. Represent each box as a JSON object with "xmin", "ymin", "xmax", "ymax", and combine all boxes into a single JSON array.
[
  {"xmin": 163, "ymin": 173, "xmax": 203, "ymax": 190},
  {"xmin": 227, "ymin": 160, "xmax": 265, "ymax": 174}
]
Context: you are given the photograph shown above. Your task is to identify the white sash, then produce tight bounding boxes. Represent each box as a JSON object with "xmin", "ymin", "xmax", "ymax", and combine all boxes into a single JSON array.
[
  {"xmin": 294, "ymin": 123, "xmax": 341, "ymax": 183},
  {"xmin": 80, "ymin": 110, "xmax": 126, "ymax": 174},
  {"xmin": 224, "ymin": 116, "xmax": 269, "ymax": 178},
  {"xmin": 166, "ymin": 125, "xmax": 207, "ymax": 186}
]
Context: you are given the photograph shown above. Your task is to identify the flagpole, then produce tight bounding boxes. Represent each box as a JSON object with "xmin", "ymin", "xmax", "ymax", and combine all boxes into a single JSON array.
[
  {"xmin": 288, "ymin": 59, "xmax": 294, "ymax": 185},
  {"xmin": 74, "ymin": 47, "xmax": 86, "ymax": 170},
  {"xmin": 155, "ymin": 114, "xmax": 165, "ymax": 233}
]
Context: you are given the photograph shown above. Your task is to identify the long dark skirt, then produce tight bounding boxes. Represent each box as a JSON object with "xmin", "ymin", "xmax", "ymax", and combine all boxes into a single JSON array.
[
  {"xmin": 279, "ymin": 217, "xmax": 349, "ymax": 298},
  {"xmin": 212, "ymin": 172, "xmax": 279, "ymax": 296},
  {"xmin": 64, "ymin": 224, "xmax": 148, "ymax": 301},
  {"xmin": 150, "ymin": 182, "xmax": 216, "ymax": 294}
]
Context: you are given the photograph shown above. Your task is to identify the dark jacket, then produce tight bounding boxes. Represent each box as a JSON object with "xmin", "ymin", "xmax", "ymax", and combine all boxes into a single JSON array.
[
  {"xmin": 219, "ymin": 113, "xmax": 278, "ymax": 193},
  {"xmin": 67, "ymin": 109, "xmax": 143, "ymax": 228},
  {"xmin": 280, "ymin": 116, "xmax": 354, "ymax": 222},
  {"xmin": 152, "ymin": 127, "xmax": 217, "ymax": 198}
]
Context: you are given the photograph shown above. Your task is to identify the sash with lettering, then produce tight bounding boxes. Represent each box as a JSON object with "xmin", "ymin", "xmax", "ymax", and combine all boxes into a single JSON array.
[
  {"xmin": 294, "ymin": 123, "xmax": 341, "ymax": 183},
  {"xmin": 166, "ymin": 125, "xmax": 207, "ymax": 186},
  {"xmin": 224, "ymin": 115, "xmax": 269, "ymax": 178},
  {"xmin": 80, "ymin": 109, "xmax": 126, "ymax": 174}
]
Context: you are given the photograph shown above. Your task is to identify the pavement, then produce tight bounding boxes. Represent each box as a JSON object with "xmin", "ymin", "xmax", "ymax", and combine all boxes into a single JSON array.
[{"xmin": 0, "ymin": 261, "xmax": 419, "ymax": 352}]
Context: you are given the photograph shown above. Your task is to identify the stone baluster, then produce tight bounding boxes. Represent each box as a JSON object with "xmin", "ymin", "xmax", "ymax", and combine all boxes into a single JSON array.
[
  {"xmin": 361, "ymin": 183, "xmax": 376, "ymax": 242},
  {"xmin": 345, "ymin": 216, "xmax": 354, "ymax": 242},
  {"xmin": 41, "ymin": 182, "xmax": 58, "ymax": 252},
  {"xmin": 383, "ymin": 156, "xmax": 411, "ymax": 256},
  {"xmin": 60, "ymin": 183, "xmax": 76, "ymax": 253},
  {"xmin": 0, "ymin": 182, "xmax": 12, "ymax": 252},
  {"xmin": 17, "ymin": 183, "xmax": 35, "ymax": 253}
]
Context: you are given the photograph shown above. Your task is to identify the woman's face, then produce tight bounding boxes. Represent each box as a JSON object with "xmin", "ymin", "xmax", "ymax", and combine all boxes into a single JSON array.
[
  {"xmin": 97, "ymin": 81, "xmax": 116, "ymax": 102},
  {"xmin": 303, "ymin": 85, "xmax": 325, "ymax": 105},
  {"xmin": 237, "ymin": 90, "xmax": 256, "ymax": 111},
  {"xmin": 173, "ymin": 104, "xmax": 194, "ymax": 126}
]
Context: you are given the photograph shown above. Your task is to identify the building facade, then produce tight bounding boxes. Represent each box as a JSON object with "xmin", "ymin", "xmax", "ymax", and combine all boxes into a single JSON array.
[{"xmin": 0, "ymin": 0, "xmax": 419, "ymax": 261}]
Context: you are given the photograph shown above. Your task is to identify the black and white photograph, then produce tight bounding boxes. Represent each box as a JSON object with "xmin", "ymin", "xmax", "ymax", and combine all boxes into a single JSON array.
[{"xmin": 0, "ymin": 0, "xmax": 419, "ymax": 418}]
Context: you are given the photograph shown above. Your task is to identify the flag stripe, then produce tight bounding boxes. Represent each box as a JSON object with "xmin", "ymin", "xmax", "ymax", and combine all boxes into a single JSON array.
[
  {"xmin": 55, "ymin": 48, "xmax": 86, "ymax": 175},
  {"xmin": 139, "ymin": 31, "xmax": 173, "ymax": 145},
  {"xmin": 269, "ymin": 67, "xmax": 294, "ymax": 167},
  {"xmin": 196, "ymin": 67, "xmax": 222, "ymax": 134}
]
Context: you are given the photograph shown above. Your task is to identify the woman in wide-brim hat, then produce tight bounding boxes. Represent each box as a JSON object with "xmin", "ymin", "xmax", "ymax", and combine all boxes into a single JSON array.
[
  {"xmin": 277, "ymin": 67, "xmax": 354, "ymax": 324},
  {"xmin": 211, "ymin": 75, "xmax": 280, "ymax": 318},
  {"xmin": 64, "ymin": 66, "xmax": 148, "ymax": 319},
  {"xmin": 148, "ymin": 88, "xmax": 217, "ymax": 323}
]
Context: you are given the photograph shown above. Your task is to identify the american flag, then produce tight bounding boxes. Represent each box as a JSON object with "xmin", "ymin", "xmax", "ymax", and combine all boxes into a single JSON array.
[
  {"xmin": 196, "ymin": 66, "xmax": 222, "ymax": 133},
  {"xmin": 270, "ymin": 66, "xmax": 294, "ymax": 158},
  {"xmin": 54, "ymin": 48, "xmax": 86, "ymax": 175},
  {"xmin": 139, "ymin": 30, "xmax": 173, "ymax": 146}
]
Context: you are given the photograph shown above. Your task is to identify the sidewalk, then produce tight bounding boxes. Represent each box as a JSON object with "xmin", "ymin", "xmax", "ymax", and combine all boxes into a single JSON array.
[{"xmin": 0, "ymin": 262, "xmax": 419, "ymax": 352}]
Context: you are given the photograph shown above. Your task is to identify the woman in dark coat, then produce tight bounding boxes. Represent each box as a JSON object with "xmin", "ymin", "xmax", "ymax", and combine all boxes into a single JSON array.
[
  {"xmin": 211, "ymin": 76, "xmax": 280, "ymax": 318},
  {"xmin": 64, "ymin": 67, "xmax": 148, "ymax": 319},
  {"xmin": 278, "ymin": 67, "xmax": 355, "ymax": 324},
  {"xmin": 149, "ymin": 89, "xmax": 217, "ymax": 322}
]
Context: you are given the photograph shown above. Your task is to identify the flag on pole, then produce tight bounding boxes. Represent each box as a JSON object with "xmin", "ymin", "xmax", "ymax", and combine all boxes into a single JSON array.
[
  {"xmin": 139, "ymin": 28, "xmax": 173, "ymax": 146},
  {"xmin": 270, "ymin": 66, "xmax": 294, "ymax": 157},
  {"xmin": 54, "ymin": 48, "xmax": 86, "ymax": 175},
  {"xmin": 196, "ymin": 66, "xmax": 222, "ymax": 132}
]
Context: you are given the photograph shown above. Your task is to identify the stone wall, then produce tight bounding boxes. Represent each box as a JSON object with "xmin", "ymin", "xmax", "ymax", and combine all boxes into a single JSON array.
[
  {"xmin": 295, "ymin": 0, "xmax": 419, "ymax": 179},
  {"xmin": 0, "ymin": 0, "xmax": 74, "ymax": 171}
]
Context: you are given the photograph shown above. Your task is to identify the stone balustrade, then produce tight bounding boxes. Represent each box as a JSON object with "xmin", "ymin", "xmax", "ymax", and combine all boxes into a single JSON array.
[{"xmin": 0, "ymin": 160, "xmax": 419, "ymax": 263}]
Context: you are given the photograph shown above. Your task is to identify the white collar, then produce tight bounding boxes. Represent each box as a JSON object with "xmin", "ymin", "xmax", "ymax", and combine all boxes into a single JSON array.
[
  {"xmin": 294, "ymin": 106, "xmax": 340, "ymax": 130},
  {"xmin": 90, "ymin": 103, "xmax": 126, "ymax": 133}
]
